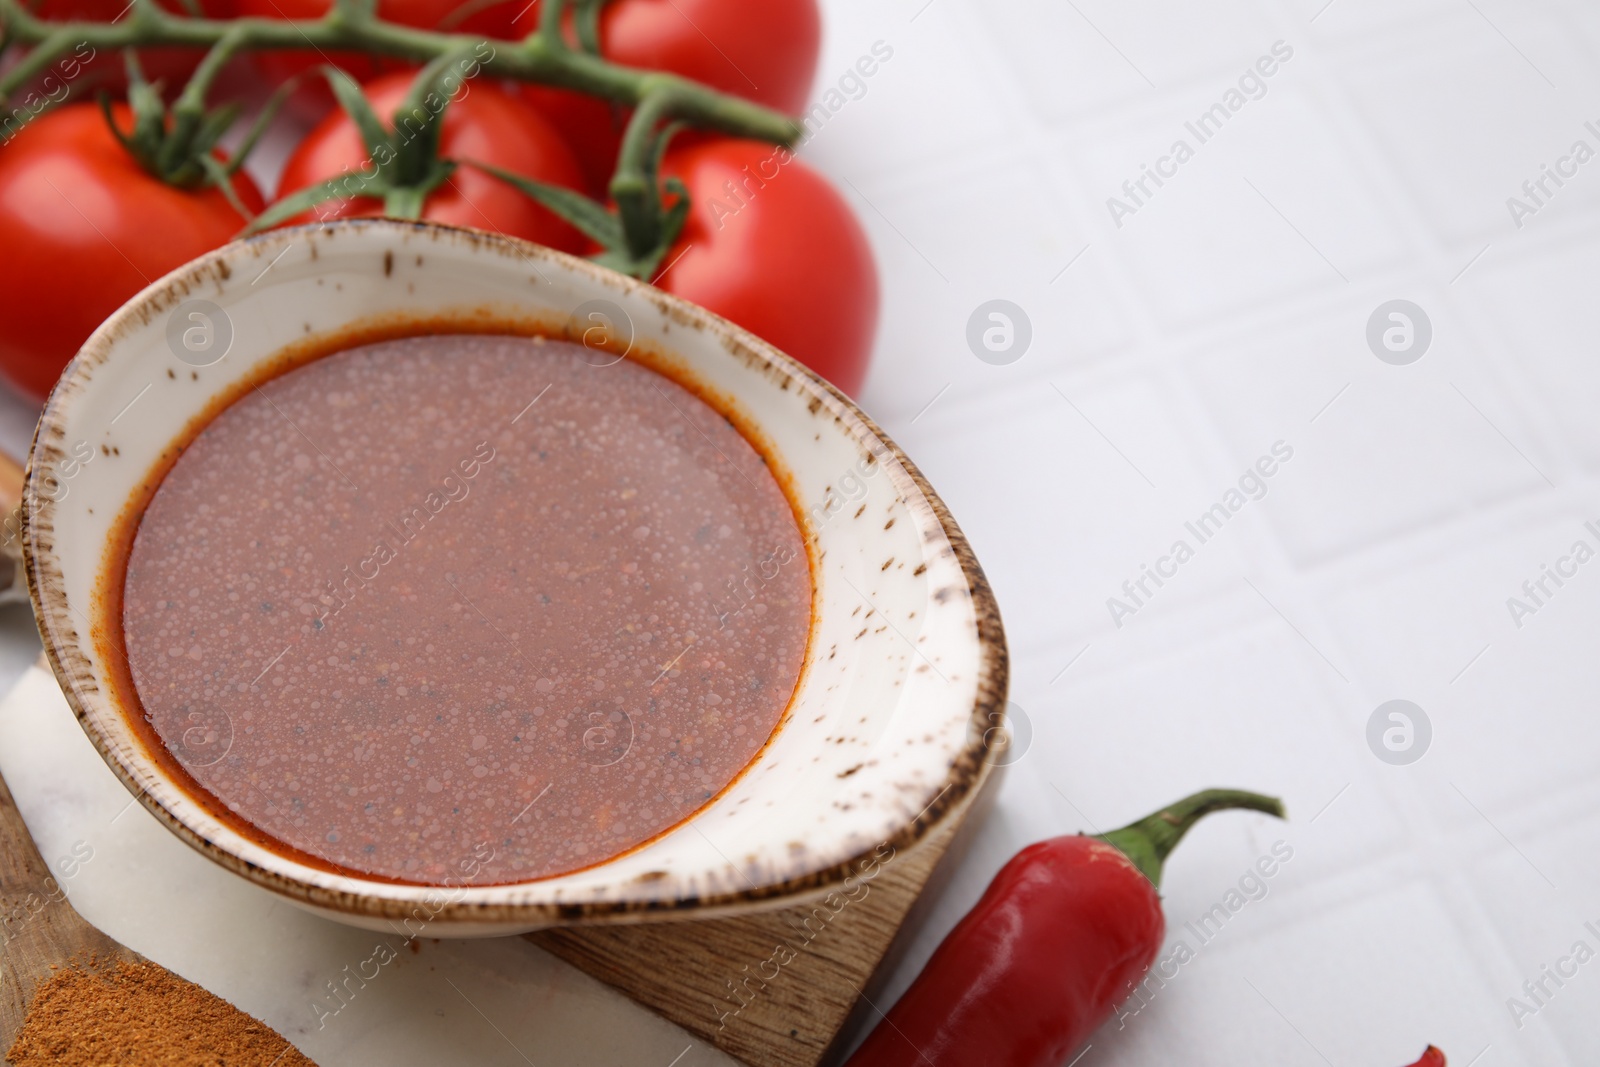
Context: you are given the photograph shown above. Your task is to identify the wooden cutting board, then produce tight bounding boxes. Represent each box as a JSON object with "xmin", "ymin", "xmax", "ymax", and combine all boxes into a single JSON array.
[{"xmin": 528, "ymin": 775, "xmax": 995, "ymax": 1067}]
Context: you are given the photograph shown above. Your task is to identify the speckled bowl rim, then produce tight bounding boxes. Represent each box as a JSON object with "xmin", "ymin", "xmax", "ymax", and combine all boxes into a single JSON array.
[{"xmin": 22, "ymin": 219, "xmax": 1009, "ymax": 928}]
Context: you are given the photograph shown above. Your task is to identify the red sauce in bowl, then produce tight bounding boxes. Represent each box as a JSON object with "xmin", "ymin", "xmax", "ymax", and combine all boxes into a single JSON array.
[{"xmin": 119, "ymin": 334, "xmax": 811, "ymax": 885}]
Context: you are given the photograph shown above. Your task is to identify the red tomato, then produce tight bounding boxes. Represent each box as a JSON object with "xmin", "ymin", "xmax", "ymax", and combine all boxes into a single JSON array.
[
  {"xmin": 516, "ymin": 0, "xmax": 821, "ymax": 192},
  {"xmin": 234, "ymin": 0, "xmax": 520, "ymax": 117},
  {"xmin": 653, "ymin": 139, "xmax": 877, "ymax": 395},
  {"xmin": 274, "ymin": 73, "xmax": 587, "ymax": 253},
  {"xmin": 514, "ymin": 87, "xmax": 620, "ymax": 196},
  {"xmin": 0, "ymin": 103, "xmax": 263, "ymax": 400}
]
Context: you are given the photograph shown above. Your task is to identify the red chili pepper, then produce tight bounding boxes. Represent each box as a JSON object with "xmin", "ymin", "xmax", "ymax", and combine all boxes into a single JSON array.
[
  {"xmin": 1403, "ymin": 1047, "xmax": 1446, "ymax": 1067},
  {"xmin": 844, "ymin": 788, "xmax": 1285, "ymax": 1067}
]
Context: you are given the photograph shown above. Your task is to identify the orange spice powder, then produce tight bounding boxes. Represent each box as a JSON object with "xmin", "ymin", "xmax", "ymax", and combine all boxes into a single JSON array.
[{"xmin": 7, "ymin": 959, "xmax": 315, "ymax": 1066}]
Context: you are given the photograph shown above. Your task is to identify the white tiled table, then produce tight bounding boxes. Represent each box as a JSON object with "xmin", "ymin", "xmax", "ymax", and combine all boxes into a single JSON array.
[{"xmin": 3, "ymin": 1, "xmax": 1597, "ymax": 1063}]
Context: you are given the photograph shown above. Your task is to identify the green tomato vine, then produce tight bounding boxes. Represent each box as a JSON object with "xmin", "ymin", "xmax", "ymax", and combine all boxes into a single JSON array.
[{"xmin": 0, "ymin": 0, "xmax": 804, "ymax": 276}]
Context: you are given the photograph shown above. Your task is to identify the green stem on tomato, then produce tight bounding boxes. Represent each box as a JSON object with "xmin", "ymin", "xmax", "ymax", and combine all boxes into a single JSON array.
[
  {"xmin": 536, "ymin": 0, "xmax": 566, "ymax": 46},
  {"xmin": 611, "ymin": 89, "xmax": 676, "ymax": 260},
  {"xmin": 330, "ymin": 0, "xmax": 377, "ymax": 22},
  {"xmin": 128, "ymin": 0, "xmax": 163, "ymax": 30},
  {"xmin": 571, "ymin": 0, "xmax": 604, "ymax": 53},
  {"xmin": 389, "ymin": 42, "xmax": 475, "ymax": 183},
  {"xmin": 160, "ymin": 22, "xmax": 250, "ymax": 174},
  {"xmin": 382, "ymin": 182, "xmax": 429, "ymax": 218},
  {"xmin": 1, "ymin": 27, "xmax": 81, "ymax": 97},
  {"xmin": 171, "ymin": 23, "xmax": 253, "ymax": 117},
  {"xmin": 0, "ymin": 0, "xmax": 802, "ymax": 150},
  {"xmin": 1095, "ymin": 788, "xmax": 1286, "ymax": 890}
]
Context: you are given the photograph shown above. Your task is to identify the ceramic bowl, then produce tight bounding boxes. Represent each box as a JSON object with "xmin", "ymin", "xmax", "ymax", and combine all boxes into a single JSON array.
[{"xmin": 22, "ymin": 219, "xmax": 1007, "ymax": 934}]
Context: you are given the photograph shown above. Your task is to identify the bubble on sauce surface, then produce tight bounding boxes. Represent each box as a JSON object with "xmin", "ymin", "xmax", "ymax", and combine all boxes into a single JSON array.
[{"xmin": 121, "ymin": 336, "xmax": 810, "ymax": 884}]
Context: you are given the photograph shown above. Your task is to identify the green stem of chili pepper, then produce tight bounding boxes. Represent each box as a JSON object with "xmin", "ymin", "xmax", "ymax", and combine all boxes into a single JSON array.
[{"xmin": 1095, "ymin": 787, "xmax": 1287, "ymax": 889}]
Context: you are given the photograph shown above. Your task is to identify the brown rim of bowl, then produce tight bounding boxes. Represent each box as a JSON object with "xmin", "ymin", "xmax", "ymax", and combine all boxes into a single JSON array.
[{"xmin": 22, "ymin": 219, "xmax": 1010, "ymax": 926}]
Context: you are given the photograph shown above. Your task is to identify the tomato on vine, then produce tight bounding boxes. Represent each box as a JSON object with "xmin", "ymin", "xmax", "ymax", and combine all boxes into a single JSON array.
[
  {"xmin": 0, "ymin": 0, "xmax": 846, "ymax": 394},
  {"xmin": 516, "ymin": 0, "xmax": 821, "ymax": 192},
  {"xmin": 270, "ymin": 67, "xmax": 588, "ymax": 253},
  {"xmin": 232, "ymin": 0, "xmax": 519, "ymax": 116},
  {"xmin": 651, "ymin": 139, "xmax": 878, "ymax": 395},
  {"xmin": 0, "ymin": 102, "xmax": 263, "ymax": 398},
  {"xmin": 480, "ymin": 127, "xmax": 878, "ymax": 394}
]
